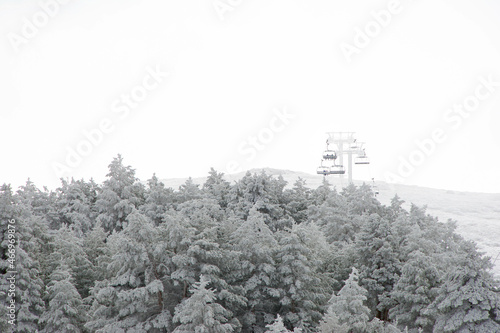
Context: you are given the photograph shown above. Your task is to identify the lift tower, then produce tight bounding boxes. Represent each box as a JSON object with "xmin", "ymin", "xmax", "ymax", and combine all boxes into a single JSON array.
[{"xmin": 326, "ymin": 132, "xmax": 368, "ymax": 183}]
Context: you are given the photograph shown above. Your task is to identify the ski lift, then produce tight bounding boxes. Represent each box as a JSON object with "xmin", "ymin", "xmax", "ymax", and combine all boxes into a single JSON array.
[
  {"xmin": 355, "ymin": 156, "xmax": 370, "ymax": 165},
  {"xmin": 355, "ymin": 149, "xmax": 370, "ymax": 165},
  {"xmin": 329, "ymin": 165, "xmax": 345, "ymax": 175},
  {"xmin": 317, "ymin": 160, "xmax": 330, "ymax": 175},
  {"xmin": 322, "ymin": 150, "xmax": 337, "ymax": 160},
  {"xmin": 316, "ymin": 166, "xmax": 330, "ymax": 175}
]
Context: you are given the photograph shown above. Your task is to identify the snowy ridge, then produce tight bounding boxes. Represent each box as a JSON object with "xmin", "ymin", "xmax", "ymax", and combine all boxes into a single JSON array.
[{"xmin": 160, "ymin": 168, "xmax": 500, "ymax": 277}]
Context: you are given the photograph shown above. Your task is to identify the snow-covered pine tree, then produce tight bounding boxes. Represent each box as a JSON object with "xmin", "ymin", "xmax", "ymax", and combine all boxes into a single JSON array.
[
  {"xmin": 172, "ymin": 275, "xmax": 235, "ymax": 333},
  {"xmin": 231, "ymin": 206, "xmax": 280, "ymax": 331},
  {"xmin": 228, "ymin": 171, "xmax": 285, "ymax": 229},
  {"xmin": 177, "ymin": 197, "xmax": 225, "ymax": 231},
  {"xmin": 83, "ymin": 223, "xmax": 111, "ymax": 283},
  {"xmin": 308, "ymin": 190, "xmax": 360, "ymax": 244},
  {"xmin": 389, "ymin": 218, "xmax": 444, "ymax": 332},
  {"xmin": 203, "ymin": 168, "xmax": 232, "ymax": 209},
  {"xmin": 40, "ymin": 264, "xmax": 87, "ymax": 333},
  {"xmin": 356, "ymin": 214, "xmax": 401, "ymax": 321},
  {"xmin": 275, "ymin": 223, "xmax": 327, "ymax": 331},
  {"xmin": 3, "ymin": 191, "xmax": 53, "ymax": 333},
  {"xmin": 320, "ymin": 267, "xmax": 371, "ymax": 333},
  {"xmin": 86, "ymin": 211, "xmax": 171, "ymax": 332},
  {"xmin": 95, "ymin": 155, "xmax": 145, "ymax": 233},
  {"xmin": 141, "ymin": 173, "xmax": 175, "ymax": 225},
  {"xmin": 175, "ymin": 177, "xmax": 203, "ymax": 204},
  {"xmin": 309, "ymin": 177, "xmax": 332, "ymax": 206},
  {"xmin": 283, "ymin": 177, "xmax": 311, "ymax": 224},
  {"xmin": 13, "ymin": 248, "xmax": 45, "ymax": 332},
  {"xmin": 0, "ymin": 184, "xmax": 15, "ymax": 274},
  {"xmin": 14, "ymin": 182, "xmax": 54, "ymax": 287},
  {"xmin": 55, "ymin": 178, "xmax": 98, "ymax": 236},
  {"xmin": 181, "ymin": 199, "xmax": 245, "ymax": 302},
  {"xmin": 46, "ymin": 225, "xmax": 95, "ymax": 299},
  {"xmin": 0, "ymin": 184, "xmax": 17, "ymax": 332},
  {"xmin": 13, "ymin": 214, "xmax": 46, "ymax": 332},
  {"xmin": 387, "ymin": 195, "xmax": 406, "ymax": 222},
  {"xmin": 159, "ymin": 209, "xmax": 197, "ymax": 304},
  {"xmin": 340, "ymin": 183, "xmax": 381, "ymax": 216},
  {"xmin": 389, "ymin": 249, "xmax": 440, "ymax": 332},
  {"xmin": 429, "ymin": 241, "xmax": 500, "ymax": 333},
  {"xmin": 15, "ymin": 179, "xmax": 52, "ymax": 218},
  {"xmin": 160, "ymin": 198, "xmax": 245, "ymax": 319}
]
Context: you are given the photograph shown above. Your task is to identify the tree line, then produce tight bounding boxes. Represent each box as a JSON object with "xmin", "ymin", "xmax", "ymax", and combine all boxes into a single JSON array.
[{"xmin": 1, "ymin": 155, "xmax": 499, "ymax": 332}]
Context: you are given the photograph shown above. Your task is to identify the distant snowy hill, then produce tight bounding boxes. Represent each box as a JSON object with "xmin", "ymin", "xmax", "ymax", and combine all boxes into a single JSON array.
[{"xmin": 160, "ymin": 168, "xmax": 500, "ymax": 277}]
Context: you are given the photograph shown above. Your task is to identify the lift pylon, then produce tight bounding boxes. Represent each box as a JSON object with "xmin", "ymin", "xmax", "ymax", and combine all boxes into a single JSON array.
[{"xmin": 324, "ymin": 132, "xmax": 370, "ymax": 183}]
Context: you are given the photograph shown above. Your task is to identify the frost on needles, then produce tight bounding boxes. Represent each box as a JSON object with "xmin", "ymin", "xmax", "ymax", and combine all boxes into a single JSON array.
[{"xmin": 0, "ymin": 155, "xmax": 499, "ymax": 333}]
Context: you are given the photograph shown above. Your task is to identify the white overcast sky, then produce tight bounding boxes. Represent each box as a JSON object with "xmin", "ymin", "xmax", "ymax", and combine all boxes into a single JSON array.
[{"xmin": 1, "ymin": 0, "xmax": 500, "ymax": 193}]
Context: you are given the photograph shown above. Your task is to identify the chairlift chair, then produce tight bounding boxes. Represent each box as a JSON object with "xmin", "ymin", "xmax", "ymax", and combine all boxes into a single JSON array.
[
  {"xmin": 316, "ymin": 166, "xmax": 330, "ymax": 175},
  {"xmin": 328, "ymin": 165, "xmax": 346, "ymax": 175},
  {"xmin": 355, "ymin": 149, "xmax": 370, "ymax": 165},
  {"xmin": 322, "ymin": 150, "xmax": 337, "ymax": 160},
  {"xmin": 354, "ymin": 156, "xmax": 370, "ymax": 165}
]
